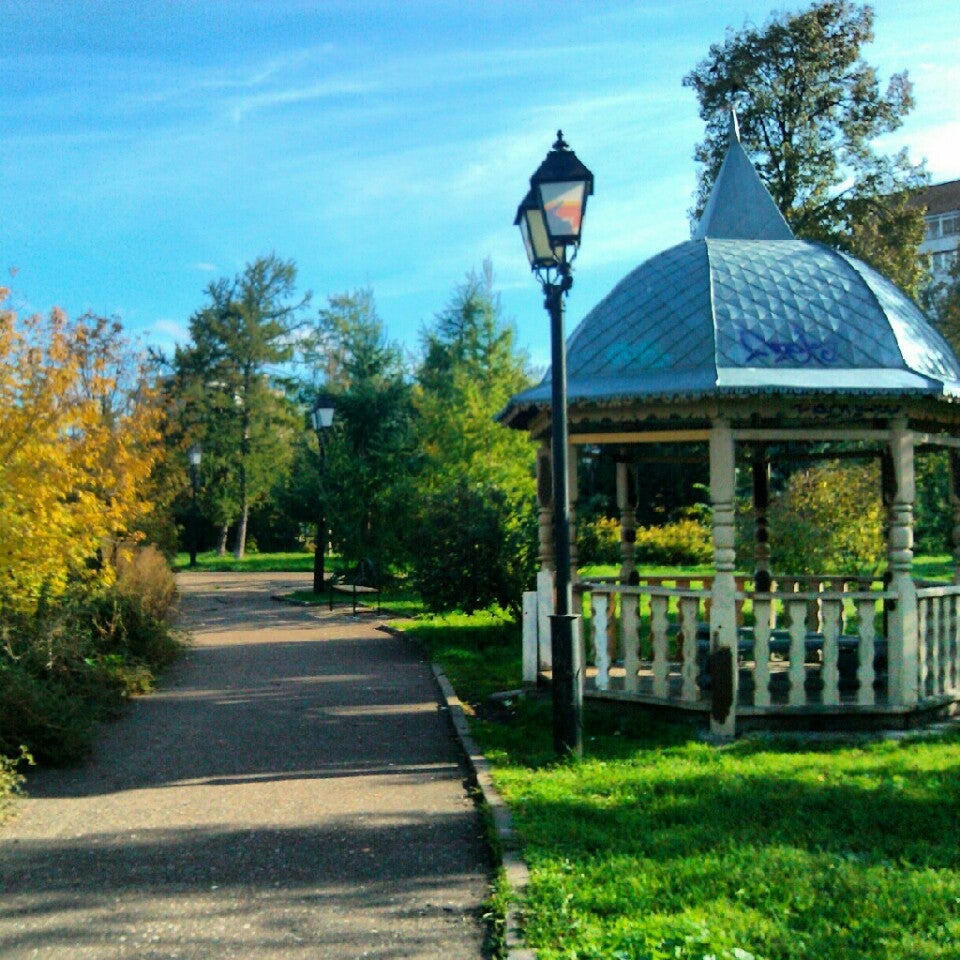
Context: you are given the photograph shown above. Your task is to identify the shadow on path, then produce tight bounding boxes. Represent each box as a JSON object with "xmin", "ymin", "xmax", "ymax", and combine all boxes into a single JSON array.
[{"xmin": 0, "ymin": 572, "xmax": 490, "ymax": 960}]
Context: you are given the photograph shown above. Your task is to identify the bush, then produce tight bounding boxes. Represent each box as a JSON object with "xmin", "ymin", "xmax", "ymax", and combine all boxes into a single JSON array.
[
  {"xmin": 411, "ymin": 482, "xmax": 538, "ymax": 615},
  {"xmin": 578, "ymin": 506, "xmax": 713, "ymax": 568},
  {"xmin": 0, "ymin": 746, "xmax": 32, "ymax": 823},
  {"xmin": 0, "ymin": 546, "xmax": 182, "ymax": 765},
  {"xmin": 577, "ymin": 515, "xmax": 622, "ymax": 565},
  {"xmin": 111, "ymin": 542, "xmax": 179, "ymax": 622},
  {"xmin": 634, "ymin": 516, "xmax": 713, "ymax": 565},
  {"xmin": 768, "ymin": 459, "xmax": 884, "ymax": 575}
]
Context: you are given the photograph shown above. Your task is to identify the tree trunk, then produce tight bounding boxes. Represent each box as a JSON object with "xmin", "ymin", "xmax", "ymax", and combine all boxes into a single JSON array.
[
  {"xmin": 233, "ymin": 502, "xmax": 249, "ymax": 560},
  {"xmin": 216, "ymin": 523, "xmax": 229, "ymax": 556}
]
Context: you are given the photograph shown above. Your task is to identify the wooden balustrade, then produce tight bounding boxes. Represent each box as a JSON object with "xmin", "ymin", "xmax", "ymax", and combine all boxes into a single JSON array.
[
  {"xmin": 917, "ymin": 588, "xmax": 960, "ymax": 699},
  {"xmin": 578, "ymin": 579, "xmax": 909, "ymax": 711},
  {"xmin": 527, "ymin": 575, "xmax": 960, "ymax": 719}
]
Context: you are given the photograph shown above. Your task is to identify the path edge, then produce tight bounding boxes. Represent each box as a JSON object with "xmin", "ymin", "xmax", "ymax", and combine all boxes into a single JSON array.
[{"xmin": 380, "ymin": 625, "xmax": 536, "ymax": 960}]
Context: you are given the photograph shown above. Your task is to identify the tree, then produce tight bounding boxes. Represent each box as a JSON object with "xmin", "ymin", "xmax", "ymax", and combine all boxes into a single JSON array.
[
  {"xmin": 684, "ymin": 1, "xmax": 928, "ymax": 297},
  {"xmin": 0, "ymin": 294, "xmax": 162, "ymax": 608},
  {"xmin": 767, "ymin": 459, "xmax": 884, "ymax": 575},
  {"xmin": 415, "ymin": 263, "xmax": 535, "ymax": 498},
  {"xmin": 411, "ymin": 265, "xmax": 539, "ymax": 612},
  {"xmin": 928, "ymin": 255, "xmax": 960, "ymax": 356},
  {"xmin": 175, "ymin": 254, "xmax": 307, "ymax": 557},
  {"xmin": 305, "ymin": 290, "xmax": 418, "ymax": 569}
]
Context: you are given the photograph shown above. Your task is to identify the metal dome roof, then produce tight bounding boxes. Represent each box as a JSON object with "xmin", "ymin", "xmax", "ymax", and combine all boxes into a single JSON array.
[{"xmin": 502, "ymin": 115, "xmax": 960, "ymax": 424}]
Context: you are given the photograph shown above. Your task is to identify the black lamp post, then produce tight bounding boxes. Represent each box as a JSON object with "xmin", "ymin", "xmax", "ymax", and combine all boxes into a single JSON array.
[
  {"xmin": 188, "ymin": 443, "xmax": 203, "ymax": 568},
  {"xmin": 311, "ymin": 393, "xmax": 336, "ymax": 594},
  {"xmin": 515, "ymin": 130, "xmax": 594, "ymax": 758}
]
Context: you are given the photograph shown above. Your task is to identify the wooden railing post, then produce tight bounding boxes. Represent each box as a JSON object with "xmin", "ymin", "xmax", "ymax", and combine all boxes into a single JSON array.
[
  {"xmin": 617, "ymin": 461, "xmax": 638, "ymax": 584},
  {"xmin": 709, "ymin": 418, "xmax": 739, "ymax": 736},
  {"xmin": 887, "ymin": 420, "xmax": 918, "ymax": 707}
]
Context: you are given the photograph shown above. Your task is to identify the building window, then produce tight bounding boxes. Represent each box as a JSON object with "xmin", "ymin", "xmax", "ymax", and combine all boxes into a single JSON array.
[{"xmin": 932, "ymin": 250, "xmax": 958, "ymax": 274}]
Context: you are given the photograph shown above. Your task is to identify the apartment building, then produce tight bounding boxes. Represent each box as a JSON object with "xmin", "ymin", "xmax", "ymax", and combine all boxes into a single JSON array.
[{"xmin": 917, "ymin": 179, "xmax": 960, "ymax": 286}]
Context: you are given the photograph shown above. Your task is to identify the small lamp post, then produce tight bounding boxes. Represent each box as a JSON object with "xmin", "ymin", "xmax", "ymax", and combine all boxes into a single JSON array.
[
  {"xmin": 188, "ymin": 444, "xmax": 203, "ymax": 568},
  {"xmin": 515, "ymin": 130, "xmax": 594, "ymax": 758},
  {"xmin": 311, "ymin": 393, "xmax": 336, "ymax": 594}
]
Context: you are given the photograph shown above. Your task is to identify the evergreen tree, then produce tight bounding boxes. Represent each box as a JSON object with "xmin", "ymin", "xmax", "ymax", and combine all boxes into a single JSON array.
[
  {"xmin": 175, "ymin": 254, "xmax": 306, "ymax": 557},
  {"xmin": 416, "ymin": 262, "xmax": 535, "ymax": 498},
  {"xmin": 412, "ymin": 264, "xmax": 538, "ymax": 612},
  {"xmin": 307, "ymin": 290, "xmax": 418, "ymax": 569}
]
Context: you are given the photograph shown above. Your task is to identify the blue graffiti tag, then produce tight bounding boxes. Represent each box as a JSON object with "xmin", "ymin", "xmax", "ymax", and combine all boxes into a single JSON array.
[{"xmin": 739, "ymin": 327, "xmax": 838, "ymax": 365}]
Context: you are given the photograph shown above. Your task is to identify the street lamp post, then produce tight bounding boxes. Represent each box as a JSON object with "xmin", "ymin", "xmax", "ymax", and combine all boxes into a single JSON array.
[
  {"xmin": 515, "ymin": 131, "xmax": 594, "ymax": 758},
  {"xmin": 188, "ymin": 444, "xmax": 203, "ymax": 568},
  {"xmin": 311, "ymin": 394, "xmax": 336, "ymax": 595}
]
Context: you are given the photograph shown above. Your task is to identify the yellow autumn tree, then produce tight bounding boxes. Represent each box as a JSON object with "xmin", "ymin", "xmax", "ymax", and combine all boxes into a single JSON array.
[{"xmin": 0, "ymin": 291, "xmax": 163, "ymax": 609}]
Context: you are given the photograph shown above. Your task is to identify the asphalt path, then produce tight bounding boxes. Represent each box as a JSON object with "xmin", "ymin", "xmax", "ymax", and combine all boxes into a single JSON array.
[{"xmin": 0, "ymin": 572, "xmax": 490, "ymax": 959}]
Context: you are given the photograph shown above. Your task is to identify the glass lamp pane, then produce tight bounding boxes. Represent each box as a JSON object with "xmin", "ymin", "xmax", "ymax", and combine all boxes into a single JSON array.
[
  {"xmin": 539, "ymin": 180, "xmax": 586, "ymax": 243},
  {"xmin": 521, "ymin": 206, "xmax": 556, "ymax": 267},
  {"xmin": 315, "ymin": 407, "xmax": 335, "ymax": 430}
]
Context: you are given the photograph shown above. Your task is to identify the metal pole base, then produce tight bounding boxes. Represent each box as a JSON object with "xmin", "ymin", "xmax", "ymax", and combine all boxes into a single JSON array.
[{"xmin": 550, "ymin": 613, "xmax": 583, "ymax": 758}]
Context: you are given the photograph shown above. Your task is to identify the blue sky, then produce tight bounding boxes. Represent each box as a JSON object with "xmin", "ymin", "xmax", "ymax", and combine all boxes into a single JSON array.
[{"xmin": 2, "ymin": 1, "xmax": 958, "ymax": 369}]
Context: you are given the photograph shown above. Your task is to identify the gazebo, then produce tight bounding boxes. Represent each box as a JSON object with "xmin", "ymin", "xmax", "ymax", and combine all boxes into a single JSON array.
[{"xmin": 500, "ymin": 117, "xmax": 960, "ymax": 737}]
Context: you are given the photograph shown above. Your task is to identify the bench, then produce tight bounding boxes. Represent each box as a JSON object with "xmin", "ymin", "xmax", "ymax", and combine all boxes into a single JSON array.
[{"xmin": 328, "ymin": 558, "xmax": 381, "ymax": 614}]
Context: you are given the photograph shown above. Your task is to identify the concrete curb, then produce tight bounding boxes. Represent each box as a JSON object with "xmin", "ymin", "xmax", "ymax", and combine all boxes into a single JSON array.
[
  {"xmin": 377, "ymin": 622, "xmax": 535, "ymax": 958},
  {"xmin": 430, "ymin": 663, "xmax": 537, "ymax": 960}
]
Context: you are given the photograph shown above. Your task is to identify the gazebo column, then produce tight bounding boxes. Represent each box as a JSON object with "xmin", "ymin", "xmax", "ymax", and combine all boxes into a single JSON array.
[
  {"xmin": 536, "ymin": 443, "xmax": 555, "ymax": 572},
  {"xmin": 709, "ymin": 417, "xmax": 739, "ymax": 737},
  {"xmin": 950, "ymin": 451, "xmax": 960, "ymax": 585},
  {"xmin": 617, "ymin": 461, "xmax": 638, "ymax": 584},
  {"xmin": 887, "ymin": 419, "xmax": 918, "ymax": 708},
  {"xmin": 752, "ymin": 447, "xmax": 772, "ymax": 592},
  {"xmin": 568, "ymin": 443, "xmax": 582, "ymax": 614},
  {"xmin": 535, "ymin": 443, "xmax": 555, "ymax": 671}
]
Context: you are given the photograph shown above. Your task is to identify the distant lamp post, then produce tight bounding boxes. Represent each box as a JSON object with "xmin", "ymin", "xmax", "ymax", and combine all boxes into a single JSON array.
[
  {"xmin": 188, "ymin": 444, "xmax": 203, "ymax": 568},
  {"xmin": 515, "ymin": 130, "xmax": 594, "ymax": 758},
  {"xmin": 311, "ymin": 393, "xmax": 336, "ymax": 594}
]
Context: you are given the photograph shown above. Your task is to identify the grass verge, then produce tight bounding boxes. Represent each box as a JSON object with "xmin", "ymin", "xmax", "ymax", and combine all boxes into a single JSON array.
[{"xmin": 174, "ymin": 550, "xmax": 317, "ymax": 572}]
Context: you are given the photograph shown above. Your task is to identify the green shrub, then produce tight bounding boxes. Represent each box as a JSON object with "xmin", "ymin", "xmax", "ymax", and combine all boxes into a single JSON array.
[
  {"xmin": 0, "ymin": 746, "xmax": 32, "ymax": 823},
  {"xmin": 635, "ymin": 516, "xmax": 713, "ymax": 565},
  {"xmin": 578, "ymin": 507, "xmax": 713, "ymax": 568},
  {"xmin": 411, "ymin": 482, "xmax": 537, "ymax": 615},
  {"xmin": 768, "ymin": 459, "xmax": 884, "ymax": 575},
  {"xmin": 0, "ymin": 546, "xmax": 182, "ymax": 765},
  {"xmin": 577, "ymin": 515, "xmax": 622, "ymax": 565}
]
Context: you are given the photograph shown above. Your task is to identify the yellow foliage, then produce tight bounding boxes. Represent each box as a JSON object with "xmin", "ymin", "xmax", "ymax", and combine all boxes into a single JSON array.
[{"xmin": 0, "ymin": 292, "xmax": 163, "ymax": 609}]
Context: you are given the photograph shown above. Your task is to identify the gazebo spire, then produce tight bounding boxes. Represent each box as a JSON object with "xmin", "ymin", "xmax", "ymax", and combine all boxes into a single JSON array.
[{"xmin": 694, "ymin": 108, "xmax": 794, "ymax": 241}]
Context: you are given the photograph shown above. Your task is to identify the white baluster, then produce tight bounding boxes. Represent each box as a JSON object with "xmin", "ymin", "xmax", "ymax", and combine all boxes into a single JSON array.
[
  {"xmin": 939, "ymin": 597, "xmax": 950, "ymax": 696},
  {"xmin": 522, "ymin": 591, "xmax": 539, "ymax": 684},
  {"xmin": 622, "ymin": 593, "xmax": 640, "ymax": 694},
  {"xmin": 856, "ymin": 597, "xmax": 876, "ymax": 707},
  {"xmin": 821, "ymin": 599, "xmax": 841, "ymax": 707},
  {"xmin": 927, "ymin": 597, "xmax": 943, "ymax": 697},
  {"xmin": 680, "ymin": 596, "xmax": 700, "ymax": 702},
  {"xmin": 918, "ymin": 598, "xmax": 929, "ymax": 700},
  {"xmin": 948, "ymin": 596, "xmax": 960, "ymax": 693},
  {"xmin": 753, "ymin": 597, "xmax": 771, "ymax": 708},
  {"xmin": 651, "ymin": 595, "xmax": 670, "ymax": 699},
  {"xmin": 592, "ymin": 591, "xmax": 609, "ymax": 691},
  {"xmin": 788, "ymin": 599, "xmax": 808, "ymax": 707}
]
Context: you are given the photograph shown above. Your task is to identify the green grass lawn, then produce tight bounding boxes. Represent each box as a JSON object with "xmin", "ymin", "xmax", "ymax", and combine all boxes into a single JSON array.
[
  {"xmin": 475, "ymin": 707, "xmax": 960, "ymax": 960},
  {"xmin": 173, "ymin": 550, "xmax": 318, "ymax": 572}
]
